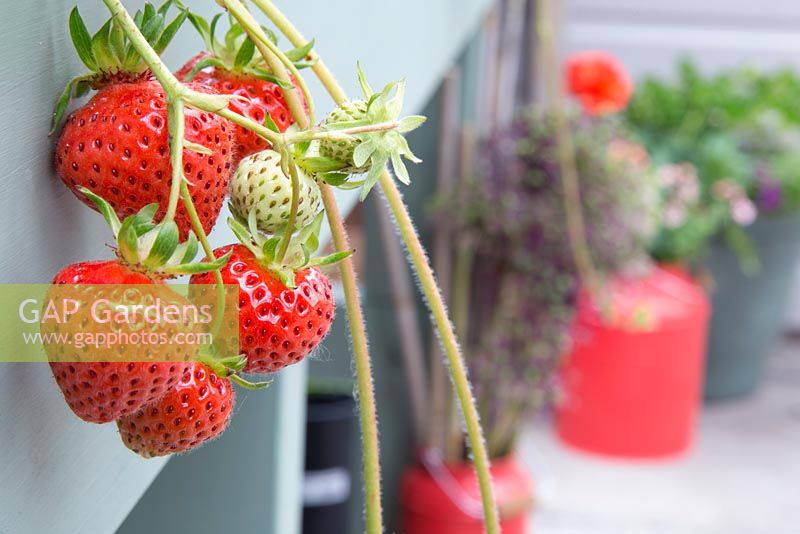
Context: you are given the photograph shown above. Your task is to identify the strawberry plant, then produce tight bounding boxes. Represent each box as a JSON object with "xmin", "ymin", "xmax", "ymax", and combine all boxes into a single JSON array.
[{"xmin": 48, "ymin": 0, "xmax": 501, "ymax": 531}]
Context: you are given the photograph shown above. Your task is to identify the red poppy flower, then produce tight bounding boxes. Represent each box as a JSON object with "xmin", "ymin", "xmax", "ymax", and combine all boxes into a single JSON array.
[{"xmin": 566, "ymin": 51, "xmax": 633, "ymax": 116}]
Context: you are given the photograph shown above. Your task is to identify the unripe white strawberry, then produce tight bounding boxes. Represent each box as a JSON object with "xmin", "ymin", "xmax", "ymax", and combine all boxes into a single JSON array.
[
  {"xmin": 230, "ymin": 150, "xmax": 322, "ymax": 235},
  {"xmin": 318, "ymin": 100, "xmax": 369, "ymax": 174}
]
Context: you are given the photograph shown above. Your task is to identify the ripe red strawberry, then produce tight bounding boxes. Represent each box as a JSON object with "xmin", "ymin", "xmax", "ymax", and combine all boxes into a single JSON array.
[
  {"xmin": 191, "ymin": 244, "xmax": 334, "ymax": 373},
  {"xmin": 47, "ymin": 260, "xmax": 191, "ymax": 423},
  {"xmin": 52, "ymin": 5, "xmax": 234, "ymax": 238},
  {"xmin": 177, "ymin": 53, "xmax": 306, "ymax": 164},
  {"xmin": 55, "ymin": 80, "xmax": 234, "ymax": 238},
  {"xmin": 177, "ymin": 11, "xmax": 310, "ymax": 163},
  {"xmin": 117, "ymin": 362, "xmax": 234, "ymax": 458}
]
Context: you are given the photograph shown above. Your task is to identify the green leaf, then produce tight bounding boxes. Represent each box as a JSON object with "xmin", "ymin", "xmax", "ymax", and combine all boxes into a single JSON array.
[
  {"xmin": 247, "ymin": 208, "xmax": 261, "ymax": 243},
  {"xmin": 224, "ymin": 20, "xmax": 244, "ymax": 51},
  {"xmin": 131, "ymin": 203, "xmax": 159, "ymax": 235},
  {"xmin": 261, "ymin": 25, "xmax": 279, "ymax": 45},
  {"xmin": 319, "ymin": 173, "xmax": 351, "ymax": 187},
  {"xmin": 262, "ymin": 236, "xmax": 281, "ymax": 263},
  {"xmin": 229, "ymin": 374, "xmax": 272, "ymax": 390},
  {"xmin": 298, "ymin": 211, "xmax": 324, "ymax": 255},
  {"xmin": 336, "ymin": 179, "xmax": 365, "ymax": 190},
  {"xmin": 157, "ymin": 0, "xmax": 182, "ymax": 16},
  {"xmin": 298, "ymin": 156, "xmax": 348, "ymax": 173},
  {"xmin": 91, "ymin": 20, "xmax": 115, "ymax": 71},
  {"xmin": 208, "ymin": 13, "xmax": 223, "ymax": 55},
  {"xmin": 285, "ymin": 38, "xmax": 314, "ymax": 62},
  {"xmin": 264, "ymin": 113, "xmax": 280, "ymax": 133},
  {"xmin": 308, "ymin": 250, "xmax": 353, "ymax": 267},
  {"xmin": 394, "ymin": 133, "xmax": 422, "ymax": 163},
  {"xmin": 117, "ymin": 217, "xmax": 141, "ymax": 265},
  {"xmin": 353, "ymin": 139, "xmax": 375, "ymax": 168},
  {"xmin": 276, "ymin": 268, "xmax": 295, "ymax": 289},
  {"xmin": 186, "ymin": 12, "xmax": 212, "ymax": 50},
  {"xmin": 141, "ymin": 12, "xmax": 165, "ymax": 44},
  {"xmin": 78, "ymin": 187, "xmax": 121, "ymax": 236},
  {"xmin": 109, "ymin": 20, "xmax": 126, "ymax": 61},
  {"xmin": 50, "ymin": 75, "xmax": 90, "ymax": 134},
  {"xmin": 133, "ymin": 6, "xmax": 145, "ymax": 28},
  {"xmin": 164, "ymin": 249, "xmax": 232, "ymax": 275},
  {"xmin": 398, "ymin": 115, "xmax": 427, "ymax": 133},
  {"xmin": 234, "ymin": 37, "xmax": 256, "ymax": 71},
  {"xmin": 142, "ymin": 3, "xmax": 157, "ymax": 24},
  {"xmin": 360, "ymin": 153, "xmax": 389, "ymax": 201},
  {"xmin": 183, "ymin": 56, "xmax": 226, "ymax": 81},
  {"xmin": 293, "ymin": 58, "xmax": 318, "ymax": 70},
  {"xmin": 251, "ymin": 67, "xmax": 295, "ymax": 89},
  {"xmin": 179, "ymin": 232, "xmax": 199, "ymax": 264},
  {"xmin": 356, "ymin": 62, "xmax": 374, "ymax": 98},
  {"xmin": 74, "ymin": 79, "xmax": 91, "ymax": 98},
  {"xmin": 391, "ymin": 152, "xmax": 411, "ymax": 185},
  {"xmin": 382, "ymin": 80, "xmax": 405, "ymax": 119},
  {"xmin": 142, "ymin": 222, "xmax": 179, "ymax": 269},
  {"xmin": 69, "ymin": 7, "xmax": 97, "ymax": 71},
  {"xmin": 227, "ymin": 216, "xmax": 259, "ymax": 256},
  {"xmin": 154, "ymin": 10, "xmax": 188, "ymax": 54}
]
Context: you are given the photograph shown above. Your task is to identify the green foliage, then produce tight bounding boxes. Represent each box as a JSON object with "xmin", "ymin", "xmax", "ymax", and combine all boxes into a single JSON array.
[{"xmin": 625, "ymin": 59, "xmax": 800, "ymax": 265}]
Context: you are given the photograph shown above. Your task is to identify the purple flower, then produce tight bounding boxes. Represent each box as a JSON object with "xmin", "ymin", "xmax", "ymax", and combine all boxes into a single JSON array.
[{"xmin": 755, "ymin": 162, "xmax": 782, "ymax": 212}]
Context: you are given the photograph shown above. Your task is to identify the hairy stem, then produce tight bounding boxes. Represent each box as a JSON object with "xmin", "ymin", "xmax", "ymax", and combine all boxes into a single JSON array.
[
  {"xmin": 101, "ymin": 0, "xmax": 227, "ymax": 336},
  {"xmin": 215, "ymin": 106, "xmax": 283, "ymax": 145},
  {"xmin": 221, "ymin": 0, "xmax": 316, "ymax": 125},
  {"xmin": 220, "ymin": 0, "xmax": 308, "ymax": 129},
  {"xmin": 165, "ymin": 98, "xmax": 185, "ymax": 221},
  {"xmin": 253, "ymin": 1, "xmax": 500, "ymax": 531},
  {"xmin": 224, "ymin": 3, "xmax": 385, "ymax": 532},
  {"xmin": 277, "ymin": 156, "xmax": 301, "ymax": 262},
  {"xmin": 180, "ymin": 181, "xmax": 226, "ymax": 337},
  {"xmin": 319, "ymin": 184, "xmax": 383, "ymax": 533}
]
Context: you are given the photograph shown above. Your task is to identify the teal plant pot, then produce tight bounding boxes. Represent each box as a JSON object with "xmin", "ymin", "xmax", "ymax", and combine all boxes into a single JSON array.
[{"xmin": 703, "ymin": 213, "xmax": 800, "ymax": 400}]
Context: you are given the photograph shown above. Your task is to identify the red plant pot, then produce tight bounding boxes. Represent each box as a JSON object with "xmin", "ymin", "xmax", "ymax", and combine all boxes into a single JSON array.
[
  {"xmin": 556, "ymin": 266, "xmax": 710, "ymax": 458},
  {"xmin": 400, "ymin": 452, "xmax": 533, "ymax": 534}
]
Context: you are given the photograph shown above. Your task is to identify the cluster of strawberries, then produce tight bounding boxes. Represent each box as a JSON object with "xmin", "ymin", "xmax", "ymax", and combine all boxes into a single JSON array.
[{"xmin": 48, "ymin": 4, "xmax": 335, "ymax": 458}]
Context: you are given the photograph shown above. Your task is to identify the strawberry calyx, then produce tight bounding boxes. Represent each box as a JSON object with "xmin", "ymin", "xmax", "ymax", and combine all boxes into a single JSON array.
[
  {"xmin": 51, "ymin": 1, "xmax": 188, "ymax": 132},
  {"xmin": 313, "ymin": 64, "xmax": 427, "ymax": 200},
  {"xmin": 196, "ymin": 347, "xmax": 270, "ymax": 390},
  {"xmin": 182, "ymin": 11, "xmax": 315, "ymax": 86},
  {"xmin": 227, "ymin": 208, "xmax": 351, "ymax": 289},
  {"xmin": 80, "ymin": 187, "xmax": 231, "ymax": 277}
]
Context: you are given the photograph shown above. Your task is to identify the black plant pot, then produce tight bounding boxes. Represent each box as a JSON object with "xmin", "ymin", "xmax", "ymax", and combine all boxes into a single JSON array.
[
  {"xmin": 704, "ymin": 213, "xmax": 800, "ymax": 400},
  {"xmin": 302, "ymin": 393, "xmax": 357, "ymax": 534}
]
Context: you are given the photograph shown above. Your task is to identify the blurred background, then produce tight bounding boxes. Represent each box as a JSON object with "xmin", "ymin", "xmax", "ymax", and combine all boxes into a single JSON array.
[
  {"xmin": 2, "ymin": 1, "xmax": 799, "ymax": 534},
  {"xmin": 300, "ymin": 1, "xmax": 800, "ymax": 533}
]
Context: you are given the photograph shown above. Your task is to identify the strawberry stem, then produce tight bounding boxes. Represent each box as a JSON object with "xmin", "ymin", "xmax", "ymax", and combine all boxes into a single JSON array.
[
  {"xmin": 219, "ymin": 0, "xmax": 317, "ymax": 125},
  {"xmin": 101, "ymin": 0, "xmax": 229, "ymax": 341},
  {"xmin": 220, "ymin": 2, "xmax": 386, "ymax": 531},
  {"xmin": 165, "ymin": 97, "xmax": 185, "ymax": 222},
  {"xmin": 276, "ymin": 155, "xmax": 301, "ymax": 263},
  {"xmin": 180, "ymin": 180, "xmax": 227, "ymax": 338},
  {"xmin": 251, "ymin": 1, "xmax": 501, "ymax": 532},
  {"xmin": 218, "ymin": 0, "xmax": 310, "ymax": 129}
]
